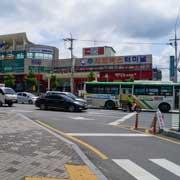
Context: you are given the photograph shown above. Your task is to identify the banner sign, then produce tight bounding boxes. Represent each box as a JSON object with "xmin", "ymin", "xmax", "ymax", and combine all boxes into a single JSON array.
[
  {"xmin": 170, "ymin": 56, "xmax": 175, "ymax": 81},
  {"xmin": 29, "ymin": 48, "xmax": 53, "ymax": 54},
  {"xmin": 156, "ymin": 109, "xmax": 165, "ymax": 130},
  {"xmin": 79, "ymin": 55, "xmax": 152, "ymax": 66},
  {"xmin": 83, "ymin": 47, "xmax": 104, "ymax": 56}
]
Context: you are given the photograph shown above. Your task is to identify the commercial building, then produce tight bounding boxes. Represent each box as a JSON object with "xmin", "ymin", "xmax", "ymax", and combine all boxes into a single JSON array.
[
  {"xmin": 0, "ymin": 33, "xmax": 161, "ymax": 94},
  {"xmin": 53, "ymin": 46, "xmax": 157, "ymax": 94},
  {"xmin": 0, "ymin": 32, "xmax": 59, "ymax": 91}
]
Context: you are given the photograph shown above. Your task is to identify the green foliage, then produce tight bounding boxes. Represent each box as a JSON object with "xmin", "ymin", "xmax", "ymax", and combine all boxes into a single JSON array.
[
  {"xmin": 51, "ymin": 75, "xmax": 59, "ymax": 90},
  {"xmin": 4, "ymin": 74, "xmax": 15, "ymax": 87},
  {"xmin": 25, "ymin": 71, "xmax": 37, "ymax": 91},
  {"xmin": 87, "ymin": 71, "xmax": 95, "ymax": 81}
]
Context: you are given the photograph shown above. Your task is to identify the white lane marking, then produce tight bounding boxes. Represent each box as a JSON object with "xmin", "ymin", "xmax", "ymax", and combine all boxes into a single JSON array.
[
  {"xmin": 109, "ymin": 112, "xmax": 136, "ymax": 125},
  {"xmin": 113, "ymin": 159, "xmax": 160, "ymax": 180},
  {"xmin": 69, "ymin": 116, "xmax": 95, "ymax": 120},
  {"xmin": 67, "ymin": 133, "xmax": 152, "ymax": 137},
  {"xmin": 11, "ymin": 110, "xmax": 33, "ymax": 113},
  {"xmin": 150, "ymin": 159, "xmax": 180, "ymax": 177}
]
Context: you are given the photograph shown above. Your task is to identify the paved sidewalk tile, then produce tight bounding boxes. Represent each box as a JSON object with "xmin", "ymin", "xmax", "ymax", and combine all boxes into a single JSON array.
[{"xmin": 0, "ymin": 112, "xmax": 84, "ymax": 180}]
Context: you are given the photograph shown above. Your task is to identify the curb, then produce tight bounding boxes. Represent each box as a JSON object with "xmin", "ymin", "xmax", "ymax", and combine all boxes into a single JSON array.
[
  {"xmin": 18, "ymin": 113, "xmax": 108, "ymax": 180},
  {"xmin": 162, "ymin": 129, "xmax": 180, "ymax": 140}
]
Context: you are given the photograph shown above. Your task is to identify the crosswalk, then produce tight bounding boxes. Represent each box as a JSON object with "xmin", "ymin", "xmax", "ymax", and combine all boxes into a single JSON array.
[{"xmin": 112, "ymin": 158, "xmax": 180, "ymax": 180}]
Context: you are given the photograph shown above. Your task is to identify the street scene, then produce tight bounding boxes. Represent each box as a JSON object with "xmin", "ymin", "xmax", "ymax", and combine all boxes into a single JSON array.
[
  {"xmin": 1, "ymin": 0, "xmax": 180, "ymax": 180},
  {"xmin": 0, "ymin": 104, "xmax": 179, "ymax": 180}
]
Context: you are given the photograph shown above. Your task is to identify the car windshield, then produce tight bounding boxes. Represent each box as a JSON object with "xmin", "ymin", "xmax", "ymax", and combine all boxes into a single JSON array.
[
  {"xmin": 66, "ymin": 93, "xmax": 77, "ymax": 99},
  {"xmin": 27, "ymin": 93, "xmax": 36, "ymax": 97},
  {"xmin": 4, "ymin": 88, "xmax": 16, "ymax": 95}
]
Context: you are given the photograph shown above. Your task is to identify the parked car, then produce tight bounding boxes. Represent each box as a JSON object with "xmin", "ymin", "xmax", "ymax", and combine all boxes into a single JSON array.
[
  {"xmin": 0, "ymin": 87, "xmax": 17, "ymax": 107},
  {"xmin": 17, "ymin": 92, "xmax": 38, "ymax": 104},
  {"xmin": 35, "ymin": 93, "xmax": 87, "ymax": 112},
  {"xmin": 46, "ymin": 91, "xmax": 87, "ymax": 104}
]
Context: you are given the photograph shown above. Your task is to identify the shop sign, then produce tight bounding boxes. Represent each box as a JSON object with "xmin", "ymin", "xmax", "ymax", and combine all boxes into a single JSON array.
[
  {"xmin": 29, "ymin": 48, "xmax": 53, "ymax": 54},
  {"xmin": 79, "ymin": 55, "xmax": 152, "ymax": 66}
]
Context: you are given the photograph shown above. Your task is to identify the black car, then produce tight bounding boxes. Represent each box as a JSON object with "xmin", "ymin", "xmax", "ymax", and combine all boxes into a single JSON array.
[{"xmin": 35, "ymin": 93, "xmax": 87, "ymax": 112}]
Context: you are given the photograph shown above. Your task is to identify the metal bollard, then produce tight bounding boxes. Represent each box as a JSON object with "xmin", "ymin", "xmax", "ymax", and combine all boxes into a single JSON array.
[{"xmin": 135, "ymin": 112, "xmax": 138, "ymax": 129}]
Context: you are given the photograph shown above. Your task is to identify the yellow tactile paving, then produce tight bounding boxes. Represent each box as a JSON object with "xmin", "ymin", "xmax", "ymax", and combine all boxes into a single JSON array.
[
  {"xmin": 25, "ymin": 177, "xmax": 68, "ymax": 180},
  {"xmin": 65, "ymin": 165, "xmax": 99, "ymax": 180}
]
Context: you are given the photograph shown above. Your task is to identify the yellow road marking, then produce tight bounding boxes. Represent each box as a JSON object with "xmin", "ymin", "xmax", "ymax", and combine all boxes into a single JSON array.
[
  {"xmin": 25, "ymin": 178, "xmax": 68, "ymax": 180},
  {"xmin": 115, "ymin": 125, "xmax": 180, "ymax": 145},
  {"xmin": 36, "ymin": 120, "xmax": 108, "ymax": 160},
  {"xmin": 65, "ymin": 165, "xmax": 99, "ymax": 180}
]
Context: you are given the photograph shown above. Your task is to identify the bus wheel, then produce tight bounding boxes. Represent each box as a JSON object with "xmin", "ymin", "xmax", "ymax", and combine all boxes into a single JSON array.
[
  {"xmin": 158, "ymin": 103, "xmax": 170, "ymax": 113},
  {"xmin": 105, "ymin": 101, "xmax": 115, "ymax": 110}
]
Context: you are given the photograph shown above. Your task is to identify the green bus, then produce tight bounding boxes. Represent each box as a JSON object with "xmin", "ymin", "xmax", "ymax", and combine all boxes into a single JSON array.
[{"xmin": 84, "ymin": 81, "xmax": 180, "ymax": 112}]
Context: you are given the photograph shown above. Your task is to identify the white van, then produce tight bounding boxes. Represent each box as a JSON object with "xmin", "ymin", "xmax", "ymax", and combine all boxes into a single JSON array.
[{"xmin": 0, "ymin": 87, "xmax": 17, "ymax": 107}]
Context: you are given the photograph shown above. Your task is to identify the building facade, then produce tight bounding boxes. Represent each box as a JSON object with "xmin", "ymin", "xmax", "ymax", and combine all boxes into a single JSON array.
[
  {"xmin": 0, "ymin": 32, "xmax": 59, "ymax": 91},
  {"xmin": 53, "ymin": 46, "xmax": 154, "ymax": 94}
]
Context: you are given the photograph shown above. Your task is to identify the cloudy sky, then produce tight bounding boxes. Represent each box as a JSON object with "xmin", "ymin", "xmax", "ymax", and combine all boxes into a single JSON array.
[{"xmin": 0, "ymin": 0, "xmax": 180, "ymax": 80}]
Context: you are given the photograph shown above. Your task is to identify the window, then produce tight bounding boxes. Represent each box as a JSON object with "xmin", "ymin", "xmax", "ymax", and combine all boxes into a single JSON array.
[
  {"xmin": 16, "ymin": 53, "xmax": 24, "ymax": 59},
  {"xmin": 160, "ymin": 86, "xmax": 173, "ymax": 96},
  {"xmin": 146, "ymin": 87, "xmax": 160, "ymax": 95},
  {"xmin": 27, "ymin": 53, "xmax": 34, "ymax": 58},
  {"xmin": 134, "ymin": 86, "xmax": 146, "ymax": 95}
]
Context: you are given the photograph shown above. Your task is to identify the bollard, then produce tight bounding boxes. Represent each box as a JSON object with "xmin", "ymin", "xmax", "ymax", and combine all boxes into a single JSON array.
[
  {"xmin": 152, "ymin": 114, "xmax": 157, "ymax": 135},
  {"xmin": 135, "ymin": 112, "xmax": 138, "ymax": 129}
]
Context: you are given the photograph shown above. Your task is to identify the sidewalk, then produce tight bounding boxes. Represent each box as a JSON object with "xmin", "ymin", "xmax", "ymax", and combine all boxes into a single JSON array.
[{"xmin": 0, "ymin": 112, "xmax": 103, "ymax": 180}]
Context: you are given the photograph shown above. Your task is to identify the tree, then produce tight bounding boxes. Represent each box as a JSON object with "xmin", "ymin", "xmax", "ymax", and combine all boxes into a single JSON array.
[
  {"xmin": 4, "ymin": 74, "xmax": 15, "ymax": 87},
  {"xmin": 25, "ymin": 71, "xmax": 37, "ymax": 92},
  {"xmin": 50, "ymin": 75, "xmax": 59, "ymax": 90},
  {"xmin": 87, "ymin": 71, "xmax": 95, "ymax": 81}
]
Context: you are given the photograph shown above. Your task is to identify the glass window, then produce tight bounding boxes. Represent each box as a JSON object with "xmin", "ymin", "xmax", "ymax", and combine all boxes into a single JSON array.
[
  {"xmin": 27, "ymin": 53, "xmax": 34, "ymax": 58},
  {"xmin": 146, "ymin": 87, "xmax": 160, "ymax": 95},
  {"xmin": 122, "ymin": 88, "xmax": 132, "ymax": 94},
  {"xmin": 134, "ymin": 86, "xmax": 146, "ymax": 95},
  {"xmin": 160, "ymin": 86, "xmax": 173, "ymax": 96},
  {"xmin": 16, "ymin": 53, "xmax": 24, "ymax": 59}
]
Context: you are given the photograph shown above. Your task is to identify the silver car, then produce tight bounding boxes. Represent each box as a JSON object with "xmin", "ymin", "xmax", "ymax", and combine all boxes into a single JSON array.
[{"xmin": 17, "ymin": 92, "xmax": 38, "ymax": 104}]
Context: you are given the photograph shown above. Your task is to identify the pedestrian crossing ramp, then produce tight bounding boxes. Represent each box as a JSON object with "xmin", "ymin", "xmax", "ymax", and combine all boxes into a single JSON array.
[{"xmin": 113, "ymin": 158, "xmax": 180, "ymax": 180}]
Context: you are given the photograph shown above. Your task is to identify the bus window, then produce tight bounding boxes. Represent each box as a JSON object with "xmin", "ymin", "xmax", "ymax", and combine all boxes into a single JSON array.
[
  {"xmin": 146, "ymin": 87, "xmax": 160, "ymax": 96},
  {"xmin": 121, "ymin": 85, "xmax": 132, "ymax": 94},
  {"xmin": 134, "ymin": 86, "xmax": 146, "ymax": 95},
  {"xmin": 104, "ymin": 85, "xmax": 119, "ymax": 94},
  {"xmin": 160, "ymin": 86, "xmax": 173, "ymax": 96}
]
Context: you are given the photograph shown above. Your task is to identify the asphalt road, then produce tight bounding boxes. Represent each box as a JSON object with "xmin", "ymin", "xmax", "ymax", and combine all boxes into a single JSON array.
[{"xmin": 3, "ymin": 104, "xmax": 180, "ymax": 180}]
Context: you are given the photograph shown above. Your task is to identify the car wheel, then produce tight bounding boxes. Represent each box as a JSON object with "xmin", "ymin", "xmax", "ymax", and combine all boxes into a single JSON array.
[
  {"xmin": 68, "ymin": 105, "xmax": 75, "ymax": 112},
  {"xmin": 8, "ymin": 102, "xmax": 13, "ymax": 107},
  {"xmin": 28, "ymin": 100, "xmax": 33, "ymax": 104},
  {"xmin": 158, "ymin": 103, "xmax": 170, "ymax": 113},
  {"xmin": 40, "ymin": 104, "xmax": 46, "ymax": 110},
  {"xmin": 105, "ymin": 101, "xmax": 115, "ymax": 110},
  {"xmin": 0, "ymin": 101, "xmax": 2, "ymax": 107}
]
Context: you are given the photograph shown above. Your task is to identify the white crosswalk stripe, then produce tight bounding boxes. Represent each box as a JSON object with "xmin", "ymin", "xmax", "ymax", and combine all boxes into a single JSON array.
[
  {"xmin": 112, "ymin": 159, "xmax": 160, "ymax": 180},
  {"xmin": 113, "ymin": 158, "xmax": 180, "ymax": 180},
  {"xmin": 150, "ymin": 159, "xmax": 180, "ymax": 178}
]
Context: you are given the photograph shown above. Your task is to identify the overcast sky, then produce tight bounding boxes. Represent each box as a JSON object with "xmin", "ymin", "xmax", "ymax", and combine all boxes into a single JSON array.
[{"xmin": 0, "ymin": 0, "xmax": 180, "ymax": 80}]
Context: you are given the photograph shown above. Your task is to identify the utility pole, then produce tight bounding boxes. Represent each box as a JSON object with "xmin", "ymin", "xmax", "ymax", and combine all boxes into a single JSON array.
[
  {"xmin": 63, "ymin": 34, "xmax": 76, "ymax": 93},
  {"xmin": 170, "ymin": 32, "xmax": 180, "ymax": 82}
]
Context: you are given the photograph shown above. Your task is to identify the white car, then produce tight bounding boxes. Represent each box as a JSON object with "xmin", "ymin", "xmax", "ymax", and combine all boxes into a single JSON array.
[
  {"xmin": 17, "ymin": 92, "xmax": 38, "ymax": 104},
  {"xmin": 0, "ymin": 87, "xmax": 17, "ymax": 107}
]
